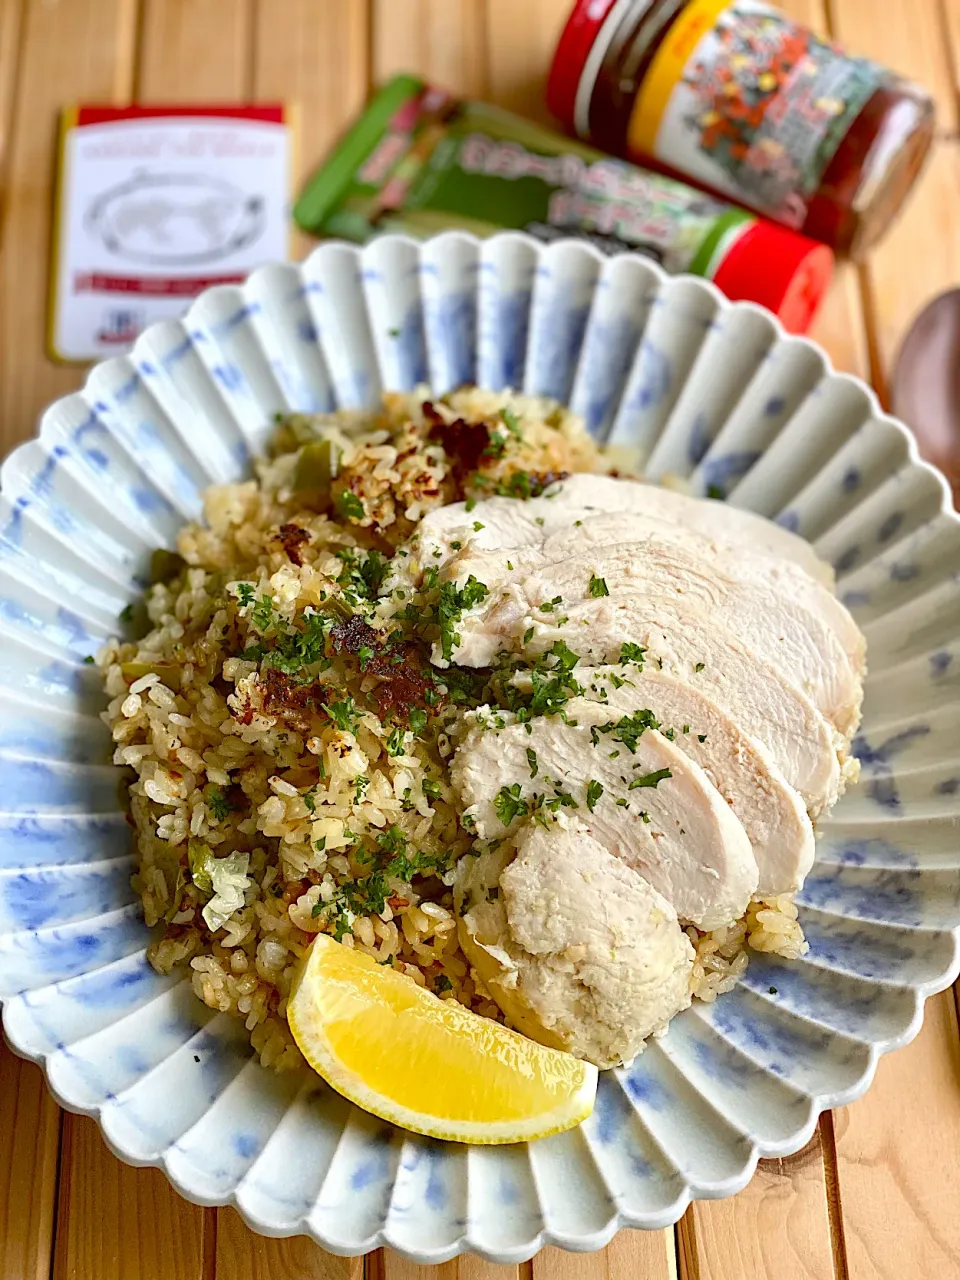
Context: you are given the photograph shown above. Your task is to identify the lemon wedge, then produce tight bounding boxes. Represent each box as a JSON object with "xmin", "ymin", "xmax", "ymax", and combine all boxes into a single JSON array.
[{"xmin": 287, "ymin": 934, "xmax": 598, "ymax": 1144}]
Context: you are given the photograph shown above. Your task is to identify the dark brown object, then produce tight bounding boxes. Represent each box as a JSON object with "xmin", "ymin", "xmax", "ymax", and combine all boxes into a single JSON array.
[
  {"xmin": 890, "ymin": 289, "xmax": 960, "ymax": 507},
  {"xmin": 424, "ymin": 400, "xmax": 495, "ymax": 489},
  {"xmin": 276, "ymin": 523, "xmax": 311, "ymax": 566},
  {"xmin": 329, "ymin": 614, "xmax": 438, "ymax": 720}
]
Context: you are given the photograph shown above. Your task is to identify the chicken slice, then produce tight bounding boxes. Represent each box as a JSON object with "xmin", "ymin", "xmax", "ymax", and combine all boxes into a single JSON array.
[
  {"xmin": 443, "ymin": 510, "xmax": 863, "ymax": 686},
  {"xmin": 452, "ymin": 698, "xmax": 758, "ymax": 929},
  {"xmin": 450, "ymin": 541, "xmax": 862, "ymax": 739},
  {"xmin": 577, "ymin": 666, "xmax": 815, "ymax": 894},
  {"xmin": 402, "ymin": 473, "xmax": 833, "ymax": 588},
  {"xmin": 452, "ymin": 595, "xmax": 844, "ymax": 818},
  {"xmin": 455, "ymin": 818, "xmax": 695, "ymax": 1069},
  {"xmin": 538, "ymin": 514, "xmax": 865, "ymax": 679}
]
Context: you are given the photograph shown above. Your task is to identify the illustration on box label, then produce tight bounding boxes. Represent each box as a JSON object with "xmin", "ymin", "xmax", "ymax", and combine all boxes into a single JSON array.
[{"xmin": 85, "ymin": 171, "xmax": 266, "ymax": 267}]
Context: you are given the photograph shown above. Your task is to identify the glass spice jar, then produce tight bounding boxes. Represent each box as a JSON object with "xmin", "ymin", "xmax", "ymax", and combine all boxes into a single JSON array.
[{"xmin": 548, "ymin": 0, "xmax": 935, "ymax": 257}]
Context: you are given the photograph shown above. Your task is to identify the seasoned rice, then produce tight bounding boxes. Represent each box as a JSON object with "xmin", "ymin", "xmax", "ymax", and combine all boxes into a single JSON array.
[{"xmin": 98, "ymin": 388, "xmax": 807, "ymax": 1071}]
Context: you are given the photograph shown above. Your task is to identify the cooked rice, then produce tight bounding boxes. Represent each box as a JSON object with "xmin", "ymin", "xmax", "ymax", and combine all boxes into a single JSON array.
[{"xmin": 98, "ymin": 388, "xmax": 807, "ymax": 1072}]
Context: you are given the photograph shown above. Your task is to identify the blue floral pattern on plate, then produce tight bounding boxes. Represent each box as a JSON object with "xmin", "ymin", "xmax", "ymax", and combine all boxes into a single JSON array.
[{"xmin": 0, "ymin": 233, "xmax": 958, "ymax": 1265}]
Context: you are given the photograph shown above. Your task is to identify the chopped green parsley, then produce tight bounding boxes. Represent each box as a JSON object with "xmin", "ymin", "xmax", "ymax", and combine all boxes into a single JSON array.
[
  {"xmin": 324, "ymin": 694, "xmax": 359, "ymax": 734},
  {"xmin": 494, "ymin": 783, "xmax": 528, "ymax": 826},
  {"xmin": 501, "ymin": 407, "xmax": 523, "ymax": 440},
  {"xmin": 206, "ymin": 786, "xmax": 232, "ymax": 822},
  {"xmin": 619, "ymin": 642, "xmax": 646, "ymax": 666},
  {"xmin": 357, "ymin": 644, "xmax": 375, "ymax": 670},
  {"xmin": 336, "ymin": 490, "xmax": 365, "ymax": 521},
  {"xmin": 590, "ymin": 708, "xmax": 660, "ymax": 753},
  {"xmin": 628, "ymin": 768, "xmax": 672, "ymax": 790},
  {"xmin": 586, "ymin": 779, "xmax": 604, "ymax": 812},
  {"xmin": 494, "ymin": 471, "xmax": 557, "ymax": 501},
  {"xmin": 436, "ymin": 575, "xmax": 489, "ymax": 661},
  {"xmin": 251, "ymin": 593, "xmax": 276, "ymax": 633}
]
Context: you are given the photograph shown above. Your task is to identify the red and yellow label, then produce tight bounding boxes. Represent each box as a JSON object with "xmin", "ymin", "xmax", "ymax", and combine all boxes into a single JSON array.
[
  {"xmin": 627, "ymin": 0, "xmax": 732, "ymax": 157},
  {"xmin": 621, "ymin": 0, "xmax": 884, "ymax": 224}
]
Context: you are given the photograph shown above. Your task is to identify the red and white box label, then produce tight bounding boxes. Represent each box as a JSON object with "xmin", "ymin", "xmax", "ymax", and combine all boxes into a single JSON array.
[{"xmin": 51, "ymin": 105, "xmax": 293, "ymax": 361}]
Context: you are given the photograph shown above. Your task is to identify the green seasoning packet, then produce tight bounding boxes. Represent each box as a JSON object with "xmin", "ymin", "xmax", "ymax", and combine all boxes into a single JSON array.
[{"xmin": 294, "ymin": 75, "xmax": 755, "ymax": 279}]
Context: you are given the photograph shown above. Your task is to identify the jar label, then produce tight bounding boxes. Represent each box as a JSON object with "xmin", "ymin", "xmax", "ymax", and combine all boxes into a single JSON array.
[{"xmin": 626, "ymin": 0, "xmax": 885, "ymax": 226}]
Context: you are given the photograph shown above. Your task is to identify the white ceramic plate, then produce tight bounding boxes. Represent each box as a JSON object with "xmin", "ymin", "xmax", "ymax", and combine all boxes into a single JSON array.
[{"xmin": 1, "ymin": 233, "xmax": 958, "ymax": 1265}]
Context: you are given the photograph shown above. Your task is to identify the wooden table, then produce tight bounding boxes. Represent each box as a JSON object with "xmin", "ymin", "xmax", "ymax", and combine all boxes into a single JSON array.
[{"xmin": 2, "ymin": 1, "xmax": 959, "ymax": 1276}]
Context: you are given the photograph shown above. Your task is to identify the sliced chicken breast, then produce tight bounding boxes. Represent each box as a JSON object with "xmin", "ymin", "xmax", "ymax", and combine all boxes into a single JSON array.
[
  {"xmin": 538, "ymin": 514, "xmax": 865, "ymax": 679},
  {"xmin": 455, "ymin": 818, "xmax": 695, "ymax": 1068},
  {"xmin": 403, "ymin": 473, "xmax": 833, "ymax": 587},
  {"xmin": 444, "ymin": 511, "xmax": 864, "ymax": 685},
  {"xmin": 451, "ymin": 595, "xmax": 844, "ymax": 818},
  {"xmin": 452, "ymin": 698, "xmax": 758, "ymax": 929},
  {"xmin": 450, "ymin": 541, "xmax": 862, "ymax": 739},
  {"xmin": 577, "ymin": 666, "xmax": 815, "ymax": 894}
]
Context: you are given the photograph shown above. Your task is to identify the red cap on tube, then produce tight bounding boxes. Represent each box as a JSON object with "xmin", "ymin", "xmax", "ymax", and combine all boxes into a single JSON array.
[{"xmin": 712, "ymin": 222, "xmax": 834, "ymax": 335}]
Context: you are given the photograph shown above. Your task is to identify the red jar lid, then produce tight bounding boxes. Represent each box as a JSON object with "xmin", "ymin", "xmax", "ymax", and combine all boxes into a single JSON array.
[
  {"xmin": 547, "ymin": 0, "xmax": 620, "ymax": 131},
  {"xmin": 713, "ymin": 222, "xmax": 834, "ymax": 335}
]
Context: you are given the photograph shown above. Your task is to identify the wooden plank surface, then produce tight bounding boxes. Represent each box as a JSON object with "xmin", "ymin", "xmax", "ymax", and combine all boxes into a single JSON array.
[
  {"xmin": 0, "ymin": 0, "xmax": 137, "ymax": 450},
  {"xmin": 484, "ymin": 0, "xmax": 569, "ymax": 124},
  {"xmin": 0, "ymin": 1042, "xmax": 61, "ymax": 1280},
  {"xmin": 534, "ymin": 1232, "xmax": 677, "ymax": 1280},
  {"xmin": 371, "ymin": 1256, "xmax": 524, "ymax": 1280},
  {"xmin": 373, "ymin": 0, "xmax": 488, "ymax": 98},
  {"xmin": 53, "ymin": 1114, "xmax": 207, "ymax": 1280},
  {"xmin": 215, "ymin": 1208, "xmax": 363, "ymax": 1280},
  {"xmin": 829, "ymin": 0, "xmax": 958, "ymax": 134},
  {"xmin": 135, "ymin": 0, "xmax": 254, "ymax": 100},
  {"xmin": 252, "ymin": 0, "xmax": 370, "ymax": 261},
  {"xmin": 0, "ymin": 0, "xmax": 24, "ymax": 178},
  {"xmin": 856, "ymin": 142, "xmax": 960, "ymax": 403},
  {"xmin": 0, "ymin": 2, "xmax": 958, "ymax": 1279},
  {"xmin": 832, "ymin": 992, "xmax": 960, "ymax": 1279},
  {"xmin": 677, "ymin": 1134, "xmax": 840, "ymax": 1280}
]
